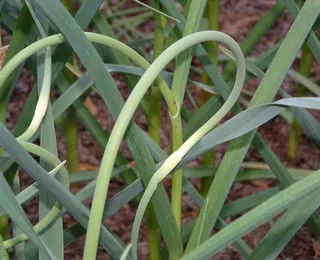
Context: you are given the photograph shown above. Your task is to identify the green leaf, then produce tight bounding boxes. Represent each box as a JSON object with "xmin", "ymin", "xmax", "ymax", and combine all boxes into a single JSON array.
[
  {"xmin": 180, "ymin": 97, "xmax": 320, "ymax": 167},
  {"xmin": 63, "ymin": 179, "xmax": 144, "ymax": 248},
  {"xmin": 171, "ymin": 0, "xmax": 207, "ymax": 105},
  {"xmin": 12, "ymin": 174, "xmax": 25, "ymax": 260},
  {"xmin": 284, "ymin": 0, "xmax": 320, "ymax": 64},
  {"xmin": 28, "ymin": 0, "xmax": 182, "ymax": 256},
  {"xmin": 27, "ymin": 3, "xmax": 64, "ymax": 258},
  {"xmin": 248, "ymin": 189, "xmax": 320, "ymax": 259},
  {"xmin": 0, "ymin": 3, "xmax": 34, "ymax": 111},
  {"xmin": 0, "ymin": 171, "xmax": 55, "ymax": 259},
  {"xmin": 182, "ymin": 167, "xmax": 320, "ymax": 259},
  {"xmin": 0, "ymin": 124, "xmax": 127, "ymax": 259},
  {"xmin": 53, "ymin": 63, "xmax": 217, "ymax": 120},
  {"xmin": 186, "ymin": 0, "xmax": 320, "ymax": 250}
]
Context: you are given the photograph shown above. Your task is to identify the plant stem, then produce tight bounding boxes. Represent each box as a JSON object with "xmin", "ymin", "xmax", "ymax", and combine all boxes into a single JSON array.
[
  {"xmin": 146, "ymin": 1, "xmax": 167, "ymax": 259},
  {"xmin": 170, "ymin": 0, "xmax": 207, "ymax": 233},
  {"xmin": 199, "ymin": 0, "xmax": 219, "ymax": 197},
  {"xmin": 65, "ymin": 107, "xmax": 79, "ymax": 171},
  {"xmin": 171, "ymin": 116, "xmax": 183, "ymax": 230},
  {"xmin": 287, "ymin": 43, "xmax": 313, "ymax": 160},
  {"xmin": 61, "ymin": 0, "xmax": 80, "ymax": 191},
  {"xmin": 0, "ymin": 5, "xmax": 34, "ymax": 240}
]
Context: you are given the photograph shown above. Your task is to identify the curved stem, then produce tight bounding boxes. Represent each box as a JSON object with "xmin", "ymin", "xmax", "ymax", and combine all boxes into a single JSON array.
[
  {"xmin": 130, "ymin": 32, "xmax": 245, "ymax": 259},
  {"xmin": 16, "ymin": 47, "xmax": 52, "ymax": 142},
  {"xmin": 82, "ymin": 31, "xmax": 245, "ymax": 260},
  {"xmin": 0, "ymin": 31, "xmax": 178, "ymax": 258},
  {"xmin": 2, "ymin": 142, "xmax": 69, "ymax": 249},
  {"xmin": 0, "ymin": 32, "xmax": 178, "ymax": 142}
]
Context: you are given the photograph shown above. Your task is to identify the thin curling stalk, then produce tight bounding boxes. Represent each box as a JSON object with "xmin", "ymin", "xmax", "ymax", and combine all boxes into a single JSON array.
[{"xmin": 82, "ymin": 31, "xmax": 245, "ymax": 260}]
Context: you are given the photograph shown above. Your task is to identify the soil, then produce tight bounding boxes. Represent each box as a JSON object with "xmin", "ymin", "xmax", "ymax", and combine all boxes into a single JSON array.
[{"xmin": 2, "ymin": 0, "xmax": 320, "ymax": 259}]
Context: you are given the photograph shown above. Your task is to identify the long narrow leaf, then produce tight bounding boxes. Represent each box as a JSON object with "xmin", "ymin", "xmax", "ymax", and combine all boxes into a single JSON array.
[
  {"xmin": 28, "ymin": 0, "xmax": 183, "ymax": 256},
  {"xmin": 0, "ymin": 124, "xmax": 127, "ymax": 259},
  {"xmin": 0, "ymin": 171, "xmax": 55, "ymax": 259},
  {"xmin": 186, "ymin": 0, "xmax": 320, "ymax": 250}
]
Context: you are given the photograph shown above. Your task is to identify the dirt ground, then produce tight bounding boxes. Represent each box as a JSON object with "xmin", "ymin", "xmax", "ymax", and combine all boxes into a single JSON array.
[{"xmin": 3, "ymin": 0, "xmax": 320, "ymax": 259}]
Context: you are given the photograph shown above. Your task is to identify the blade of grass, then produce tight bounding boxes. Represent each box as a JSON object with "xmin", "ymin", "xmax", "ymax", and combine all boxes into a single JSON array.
[
  {"xmin": 287, "ymin": 69, "xmax": 320, "ymax": 96},
  {"xmin": 287, "ymin": 43, "xmax": 313, "ymax": 160},
  {"xmin": 179, "ymin": 97, "xmax": 320, "ymax": 167},
  {"xmin": 106, "ymin": 7, "xmax": 148, "ymax": 19},
  {"xmin": 60, "ymin": 0, "xmax": 81, "ymax": 193},
  {"xmin": 134, "ymin": 0, "xmax": 180, "ymax": 22}
]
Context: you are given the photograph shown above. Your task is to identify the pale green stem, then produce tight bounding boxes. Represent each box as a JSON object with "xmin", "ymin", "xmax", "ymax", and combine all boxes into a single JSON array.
[
  {"xmin": 0, "ymin": 32, "xmax": 178, "ymax": 128},
  {"xmin": 82, "ymin": 31, "xmax": 245, "ymax": 260},
  {"xmin": 170, "ymin": 1, "xmax": 207, "ymax": 233},
  {"xmin": 130, "ymin": 32, "xmax": 245, "ymax": 259},
  {"xmin": 2, "ymin": 142, "xmax": 68, "ymax": 249},
  {"xmin": 0, "ymin": 31, "xmax": 177, "ymax": 259},
  {"xmin": 0, "ymin": 234, "xmax": 9, "ymax": 260}
]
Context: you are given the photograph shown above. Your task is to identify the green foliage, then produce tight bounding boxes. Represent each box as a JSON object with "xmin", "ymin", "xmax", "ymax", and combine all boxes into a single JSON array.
[{"xmin": 0, "ymin": 0, "xmax": 319, "ymax": 259}]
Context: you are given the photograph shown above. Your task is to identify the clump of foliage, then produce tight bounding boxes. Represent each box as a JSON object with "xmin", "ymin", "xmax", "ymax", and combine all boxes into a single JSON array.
[{"xmin": 0, "ymin": 0, "xmax": 320, "ymax": 259}]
